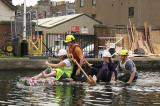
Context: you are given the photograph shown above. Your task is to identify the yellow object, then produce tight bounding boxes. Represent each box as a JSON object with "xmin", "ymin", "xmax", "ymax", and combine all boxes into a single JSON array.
[
  {"xmin": 7, "ymin": 46, "xmax": 13, "ymax": 52},
  {"xmin": 119, "ymin": 50, "xmax": 128, "ymax": 56},
  {"xmin": 27, "ymin": 35, "xmax": 43, "ymax": 55},
  {"xmin": 65, "ymin": 35, "xmax": 75, "ymax": 43}
]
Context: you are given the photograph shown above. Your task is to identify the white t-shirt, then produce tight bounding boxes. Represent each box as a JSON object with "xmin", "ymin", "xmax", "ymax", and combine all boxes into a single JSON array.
[{"xmin": 62, "ymin": 59, "xmax": 71, "ymax": 66}]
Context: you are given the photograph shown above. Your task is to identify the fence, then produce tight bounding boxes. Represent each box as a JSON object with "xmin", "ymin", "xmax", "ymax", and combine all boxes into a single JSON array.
[
  {"xmin": 43, "ymin": 33, "xmax": 96, "ymax": 58},
  {"xmin": 27, "ymin": 35, "xmax": 43, "ymax": 55}
]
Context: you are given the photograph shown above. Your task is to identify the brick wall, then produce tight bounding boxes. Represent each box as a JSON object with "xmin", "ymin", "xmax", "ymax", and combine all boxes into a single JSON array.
[{"xmin": 0, "ymin": 22, "xmax": 11, "ymax": 48}]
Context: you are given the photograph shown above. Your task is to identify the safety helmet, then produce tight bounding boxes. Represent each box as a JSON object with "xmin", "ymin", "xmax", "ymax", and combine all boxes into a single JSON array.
[
  {"xmin": 119, "ymin": 50, "xmax": 129, "ymax": 56},
  {"xmin": 65, "ymin": 35, "xmax": 75, "ymax": 43},
  {"xmin": 58, "ymin": 49, "xmax": 67, "ymax": 56},
  {"xmin": 102, "ymin": 50, "xmax": 112, "ymax": 57}
]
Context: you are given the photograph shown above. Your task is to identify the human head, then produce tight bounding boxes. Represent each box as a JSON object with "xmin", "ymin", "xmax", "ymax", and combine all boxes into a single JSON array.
[
  {"xmin": 119, "ymin": 50, "xmax": 128, "ymax": 62},
  {"xmin": 102, "ymin": 50, "xmax": 112, "ymax": 62},
  {"xmin": 65, "ymin": 35, "xmax": 75, "ymax": 47},
  {"xmin": 65, "ymin": 35, "xmax": 75, "ymax": 43},
  {"xmin": 58, "ymin": 49, "xmax": 67, "ymax": 59}
]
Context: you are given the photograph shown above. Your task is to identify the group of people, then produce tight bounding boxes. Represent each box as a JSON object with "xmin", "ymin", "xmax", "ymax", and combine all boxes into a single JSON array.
[{"xmin": 31, "ymin": 35, "xmax": 138, "ymax": 84}]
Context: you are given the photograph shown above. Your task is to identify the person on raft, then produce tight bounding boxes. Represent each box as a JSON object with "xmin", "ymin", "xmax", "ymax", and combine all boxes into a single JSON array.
[
  {"xmin": 87, "ymin": 50, "xmax": 117, "ymax": 82},
  {"xmin": 65, "ymin": 34, "xmax": 88, "ymax": 81},
  {"xmin": 111, "ymin": 49, "xmax": 138, "ymax": 84},
  {"xmin": 31, "ymin": 49, "xmax": 73, "ymax": 81}
]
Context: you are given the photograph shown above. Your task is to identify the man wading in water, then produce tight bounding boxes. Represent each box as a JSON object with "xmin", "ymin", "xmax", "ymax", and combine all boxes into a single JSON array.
[{"xmin": 111, "ymin": 50, "xmax": 138, "ymax": 84}]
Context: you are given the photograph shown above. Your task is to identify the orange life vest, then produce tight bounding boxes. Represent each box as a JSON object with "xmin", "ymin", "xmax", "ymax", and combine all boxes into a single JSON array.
[{"xmin": 69, "ymin": 44, "xmax": 83, "ymax": 62}]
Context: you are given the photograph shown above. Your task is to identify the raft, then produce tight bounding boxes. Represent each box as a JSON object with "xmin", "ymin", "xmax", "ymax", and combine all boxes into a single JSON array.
[{"xmin": 16, "ymin": 77, "xmax": 84, "ymax": 90}]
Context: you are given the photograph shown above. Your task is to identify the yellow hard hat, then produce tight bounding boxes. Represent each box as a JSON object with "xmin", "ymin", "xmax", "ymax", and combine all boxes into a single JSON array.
[
  {"xmin": 65, "ymin": 35, "xmax": 75, "ymax": 43},
  {"xmin": 119, "ymin": 50, "xmax": 128, "ymax": 56}
]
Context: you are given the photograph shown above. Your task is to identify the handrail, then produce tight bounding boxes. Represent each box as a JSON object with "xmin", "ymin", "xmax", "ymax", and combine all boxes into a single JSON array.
[{"xmin": 97, "ymin": 36, "xmax": 123, "ymax": 57}]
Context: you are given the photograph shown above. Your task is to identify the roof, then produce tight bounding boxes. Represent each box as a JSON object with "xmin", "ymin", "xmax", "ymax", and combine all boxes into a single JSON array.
[
  {"xmin": 33, "ymin": 13, "xmax": 102, "ymax": 28},
  {"xmin": 1, "ymin": 0, "xmax": 16, "ymax": 10}
]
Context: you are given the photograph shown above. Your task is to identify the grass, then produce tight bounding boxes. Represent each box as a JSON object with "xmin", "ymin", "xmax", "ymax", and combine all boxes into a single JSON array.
[{"xmin": 0, "ymin": 56, "xmax": 21, "ymax": 59}]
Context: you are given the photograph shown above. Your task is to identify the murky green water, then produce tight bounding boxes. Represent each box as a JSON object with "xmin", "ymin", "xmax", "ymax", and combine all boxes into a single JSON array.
[{"xmin": 0, "ymin": 70, "xmax": 160, "ymax": 106}]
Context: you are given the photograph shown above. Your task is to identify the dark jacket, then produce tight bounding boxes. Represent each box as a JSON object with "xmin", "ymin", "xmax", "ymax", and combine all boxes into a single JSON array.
[{"xmin": 90, "ymin": 62, "xmax": 117, "ymax": 82}]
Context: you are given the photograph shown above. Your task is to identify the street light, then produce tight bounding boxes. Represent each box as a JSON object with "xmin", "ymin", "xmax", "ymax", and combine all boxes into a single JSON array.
[{"xmin": 21, "ymin": 0, "xmax": 28, "ymax": 56}]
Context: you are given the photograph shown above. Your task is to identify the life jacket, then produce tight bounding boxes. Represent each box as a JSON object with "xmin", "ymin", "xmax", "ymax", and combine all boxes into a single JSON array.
[
  {"xmin": 51, "ymin": 58, "xmax": 73, "ymax": 80},
  {"xmin": 120, "ymin": 59, "xmax": 136, "ymax": 75},
  {"xmin": 69, "ymin": 44, "xmax": 83, "ymax": 62}
]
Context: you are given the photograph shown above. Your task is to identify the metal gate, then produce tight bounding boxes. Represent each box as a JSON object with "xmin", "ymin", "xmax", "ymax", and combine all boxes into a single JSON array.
[{"xmin": 43, "ymin": 33, "xmax": 96, "ymax": 58}]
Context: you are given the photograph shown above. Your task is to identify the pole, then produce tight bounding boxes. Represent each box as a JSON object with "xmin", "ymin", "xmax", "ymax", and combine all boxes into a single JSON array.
[
  {"xmin": 21, "ymin": 0, "xmax": 28, "ymax": 56},
  {"xmin": 36, "ymin": 10, "xmax": 39, "ymax": 36},
  {"xmin": 23, "ymin": 0, "xmax": 26, "ymax": 40},
  {"xmin": 10, "ymin": 16, "xmax": 13, "ymax": 39},
  {"xmin": 137, "ymin": 0, "xmax": 141, "ymax": 26},
  {"xmin": 30, "ymin": 12, "xmax": 32, "ymax": 36}
]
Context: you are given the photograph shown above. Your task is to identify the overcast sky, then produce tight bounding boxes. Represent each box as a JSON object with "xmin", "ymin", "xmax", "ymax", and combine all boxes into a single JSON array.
[{"xmin": 12, "ymin": 0, "xmax": 75, "ymax": 6}]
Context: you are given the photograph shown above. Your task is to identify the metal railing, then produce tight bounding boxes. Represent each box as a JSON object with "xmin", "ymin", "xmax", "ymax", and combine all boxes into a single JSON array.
[
  {"xmin": 43, "ymin": 33, "xmax": 96, "ymax": 58},
  {"xmin": 97, "ymin": 36, "xmax": 124, "ymax": 57}
]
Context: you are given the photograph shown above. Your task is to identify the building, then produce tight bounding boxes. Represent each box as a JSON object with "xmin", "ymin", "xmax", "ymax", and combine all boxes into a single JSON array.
[
  {"xmin": 0, "ymin": 0, "xmax": 16, "ymax": 47},
  {"xmin": 33, "ymin": 13, "xmax": 101, "ymax": 35},
  {"xmin": 75, "ymin": 0, "xmax": 160, "ymax": 26},
  {"xmin": 51, "ymin": 1, "xmax": 75, "ymax": 17},
  {"xmin": 37, "ymin": 0, "xmax": 51, "ymax": 19},
  {"xmin": 15, "ymin": 5, "xmax": 36, "ymax": 36},
  {"xmin": 33, "ymin": 13, "xmax": 101, "ymax": 54},
  {"xmin": 37, "ymin": 0, "xmax": 75, "ymax": 18}
]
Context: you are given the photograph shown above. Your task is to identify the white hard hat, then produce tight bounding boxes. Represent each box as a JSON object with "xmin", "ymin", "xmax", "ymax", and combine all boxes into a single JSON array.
[
  {"xmin": 102, "ymin": 50, "xmax": 112, "ymax": 57},
  {"xmin": 58, "ymin": 49, "xmax": 67, "ymax": 56}
]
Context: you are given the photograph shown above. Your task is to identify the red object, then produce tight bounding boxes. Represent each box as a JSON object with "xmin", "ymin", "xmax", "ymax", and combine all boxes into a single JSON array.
[
  {"xmin": 71, "ymin": 26, "xmax": 80, "ymax": 32},
  {"xmin": 69, "ymin": 44, "xmax": 83, "ymax": 62},
  {"xmin": 60, "ymin": 35, "xmax": 65, "ymax": 37}
]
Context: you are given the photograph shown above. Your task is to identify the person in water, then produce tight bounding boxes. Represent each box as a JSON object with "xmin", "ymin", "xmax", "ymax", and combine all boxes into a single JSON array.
[
  {"xmin": 87, "ymin": 50, "xmax": 116, "ymax": 82},
  {"xmin": 111, "ymin": 50, "xmax": 138, "ymax": 84},
  {"xmin": 31, "ymin": 49, "xmax": 73, "ymax": 81}
]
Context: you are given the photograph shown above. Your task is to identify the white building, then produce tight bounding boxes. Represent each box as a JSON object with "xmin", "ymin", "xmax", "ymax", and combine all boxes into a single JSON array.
[{"xmin": 33, "ymin": 13, "xmax": 101, "ymax": 35}]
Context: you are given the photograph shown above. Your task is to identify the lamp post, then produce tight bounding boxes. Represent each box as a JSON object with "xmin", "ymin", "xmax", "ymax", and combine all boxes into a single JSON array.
[{"xmin": 21, "ymin": 0, "xmax": 28, "ymax": 56}]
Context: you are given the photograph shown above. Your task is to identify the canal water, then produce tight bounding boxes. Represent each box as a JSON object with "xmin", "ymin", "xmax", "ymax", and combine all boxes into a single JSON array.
[{"xmin": 0, "ymin": 70, "xmax": 160, "ymax": 106}]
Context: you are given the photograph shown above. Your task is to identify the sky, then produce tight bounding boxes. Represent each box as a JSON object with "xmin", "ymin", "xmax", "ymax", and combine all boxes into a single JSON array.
[{"xmin": 12, "ymin": 0, "xmax": 75, "ymax": 6}]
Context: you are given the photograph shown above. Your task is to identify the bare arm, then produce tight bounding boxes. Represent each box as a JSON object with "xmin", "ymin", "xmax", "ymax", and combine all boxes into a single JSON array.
[
  {"xmin": 127, "ymin": 71, "xmax": 135, "ymax": 83},
  {"xmin": 84, "ymin": 59, "xmax": 93, "ymax": 68},
  {"xmin": 76, "ymin": 54, "xmax": 85, "ymax": 75},
  {"xmin": 112, "ymin": 65, "xmax": 119, "ymax": 81},
  {"xmin": 45, "ymin": 61, "xmax": 65, "ymax": 68}
]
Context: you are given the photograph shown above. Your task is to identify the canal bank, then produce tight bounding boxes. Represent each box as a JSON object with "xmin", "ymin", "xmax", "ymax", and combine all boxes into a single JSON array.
[{"xmin": 0, "ymin": 56, "xmax": 160, "ymax": 71}]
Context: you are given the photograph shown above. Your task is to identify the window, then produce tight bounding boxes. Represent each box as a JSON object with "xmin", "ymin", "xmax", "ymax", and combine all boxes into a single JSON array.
[
  {"xmin": 80, "ymin": 0, "xmax": 84, "ymax": 7},
  {"xmin": 129, "ymin": 7, "xmax": 134, "ymax": 17},
  {"xmin": 92, "ymin": 0, "xmax": 96, "ymax": 6}
]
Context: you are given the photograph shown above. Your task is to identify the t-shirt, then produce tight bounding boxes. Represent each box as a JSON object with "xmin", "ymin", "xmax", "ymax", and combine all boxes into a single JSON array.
[
  {"xmin": 118, "ymin": 60, "xmax": 138, "ymax": 77},
  {"xmin": 62, "ymin": 59, "xmax": 71, "ymax": 66},
  {"xmin": 74, "ymin": 46, "xmax": 83, "ymax": 57}
]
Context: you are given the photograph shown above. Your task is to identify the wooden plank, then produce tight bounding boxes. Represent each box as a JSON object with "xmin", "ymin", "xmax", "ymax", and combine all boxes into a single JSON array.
[
  {"xmin": 144, "ymin": 22, "xmax": 148, "ymax": 41},
  {"xmin": 148, "ymin": 26, "xmax": 154, "ymax": 53},
  {"xmin": 144, "ymin": 41, "xmax": 151, "ymax": 54}
]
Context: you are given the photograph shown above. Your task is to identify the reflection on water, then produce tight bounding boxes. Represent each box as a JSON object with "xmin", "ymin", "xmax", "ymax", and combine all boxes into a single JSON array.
[{"xmin": 0, "ymin": 70, "xmax": 160, "ymax": 105}]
